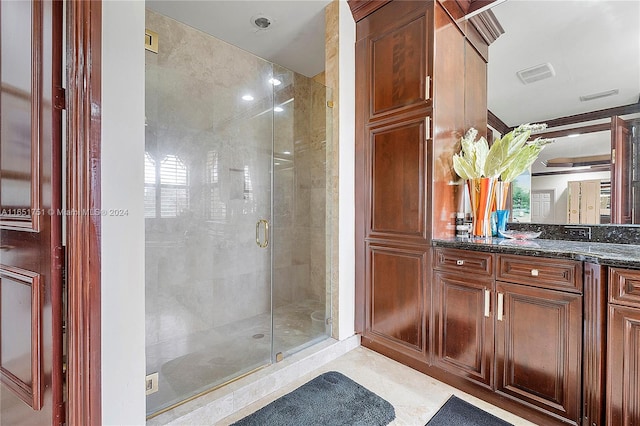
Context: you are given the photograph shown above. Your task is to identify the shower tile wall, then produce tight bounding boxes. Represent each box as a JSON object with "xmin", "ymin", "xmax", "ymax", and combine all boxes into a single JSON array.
[
  {"xmin": 272, "ymin": 71, "xmax": 328, "ymax": 311},
  {"xmin": 145, "ymin": 10, "xmax": 273, "ymax": 348}
]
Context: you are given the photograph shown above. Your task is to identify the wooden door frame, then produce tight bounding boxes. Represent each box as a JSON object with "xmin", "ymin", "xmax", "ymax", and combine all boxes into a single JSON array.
[{"xmin": 66, "ymin": 1, "xmax": 102, "ymax": 424}]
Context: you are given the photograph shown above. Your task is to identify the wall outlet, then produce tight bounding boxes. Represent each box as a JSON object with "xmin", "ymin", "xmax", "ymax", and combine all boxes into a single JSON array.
[
  {"xmin": 145, "ymin": 372, "xmax": 159, "ymax": 395},
  {"xmin": 564, "ymin": 226, "xmax": 591, "ymax": 240}
]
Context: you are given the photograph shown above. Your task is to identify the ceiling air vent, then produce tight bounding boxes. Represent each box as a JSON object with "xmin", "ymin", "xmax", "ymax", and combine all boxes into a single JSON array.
[
  {"xmin": 516, "ymin": 63, "xmax": 556, "ymax": 85},
  {"xmin": 579, "ymin": 89, "xmax": 619, "ymax": 102}
]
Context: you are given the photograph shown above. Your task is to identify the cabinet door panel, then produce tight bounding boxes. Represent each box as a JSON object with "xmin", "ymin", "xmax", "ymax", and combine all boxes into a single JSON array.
[
  {"xmin": 367, "ymin": 5, "xmax": 432, "ymax": 119},
  {"xmin": 607, "ymin": 304, "xmax": 640, "ymax": 426},
  {"xmin": 368, "ymin": 119, "xmax": 426, "ymax": 239},
  {"xmin": 434, "ymin": 272, "xmax": 493, "ymax": 388},
  {"xmin": 366, "ymin": 244, "xmax": 427, "ymax": 352},
  {"xmin": 496, "ymin": 282, "xmax": 582, "ymax": 423}
]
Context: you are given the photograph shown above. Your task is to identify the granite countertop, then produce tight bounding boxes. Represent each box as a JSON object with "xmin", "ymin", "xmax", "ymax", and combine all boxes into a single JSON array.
[{"xmin": 432, "ymin": 238, "xmax": 640, "ymax": 269}]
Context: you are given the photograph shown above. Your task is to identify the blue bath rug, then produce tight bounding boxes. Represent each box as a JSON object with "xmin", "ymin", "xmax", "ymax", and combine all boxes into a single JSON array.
[
  {"xmin": 231, "ymin": 371, "xmax": 395, "ymax": 426},
  {"xmin": 426, "ymin": 395, "xmax": 513, "ymax": 426}
]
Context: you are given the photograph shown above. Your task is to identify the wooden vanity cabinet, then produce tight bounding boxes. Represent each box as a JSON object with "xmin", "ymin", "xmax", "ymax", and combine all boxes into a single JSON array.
[
  {"xmin": 433, "ymin": 248, "xmax": 494, "ymax": 388},
  {"xmin": 433, "ymin": 248, "xmax": 583, "ymax": 425},
  {"xmin": 495, "ymin": 256, "xmax": 583, "ymax": 424},
  {"xmin": 494, "ymin": 282, "xmax": 582, "ymax": 423},
  {"xmin": 607, "ymin": 267, "xmax": 640, "ymax": 425}
]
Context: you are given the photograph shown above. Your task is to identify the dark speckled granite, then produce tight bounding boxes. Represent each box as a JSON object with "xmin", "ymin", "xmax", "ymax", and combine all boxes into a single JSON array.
[
  {"xmin": 432, "ymin": 237, "xmax": 640, "ymax": 268},
  {"xmin": 506, "ymin": 223, "xmax": 640, "ymax": 244}
]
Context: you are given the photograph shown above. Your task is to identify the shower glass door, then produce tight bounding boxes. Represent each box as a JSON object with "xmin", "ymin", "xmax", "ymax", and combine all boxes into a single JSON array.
[
  {"xmin": 144, "ymin": 10, "xmax": 274, "ymax": 414},
  {"xmin": 271, "ymin": 68, "xmax": 332, "ymax": 358}
]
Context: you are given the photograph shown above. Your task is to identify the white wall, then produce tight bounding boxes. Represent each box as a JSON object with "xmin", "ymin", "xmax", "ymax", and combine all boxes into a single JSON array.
[
  {"xmin": 532, "ymin": 171, "xmax": 610, "ymax": 223},
  {"xmin": 100, "ymin": 0, "xmax": 355, "ymax": 422},
  {"xmin": 101, "ymin": 1, "xmax": 146, "ymax": 425},
  {"xmin": 337, "ymin": 0, "xmax": 356, "ymax": 340}
]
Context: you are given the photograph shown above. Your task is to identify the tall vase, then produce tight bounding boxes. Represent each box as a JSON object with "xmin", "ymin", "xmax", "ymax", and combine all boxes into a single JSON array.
[
  {"xmin": 467, "ymin": 177, "xmax": 497, "ymax": 237},
  {"xmin": 495, "ymin": 181, "xmax": 511, "ymax": 211}
]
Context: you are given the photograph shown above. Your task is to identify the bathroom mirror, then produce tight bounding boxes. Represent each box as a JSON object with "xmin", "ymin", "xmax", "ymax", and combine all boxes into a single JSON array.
[{"xmin": 485, "ymin": 0, "xmax": 640, "ymax": 225}]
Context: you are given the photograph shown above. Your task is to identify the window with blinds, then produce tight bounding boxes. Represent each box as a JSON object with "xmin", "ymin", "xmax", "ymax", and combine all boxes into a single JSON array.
[{"xmin": 144, "ymin": 152, "xmax": 189, "ymax": 218}]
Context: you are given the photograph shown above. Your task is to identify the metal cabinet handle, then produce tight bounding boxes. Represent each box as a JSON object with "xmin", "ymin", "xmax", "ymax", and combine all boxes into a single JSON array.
[
  {"xmin": 497, "ymin": 292, "xmax": 504, "ymax": 321},
  {"xmin": 456, "ymin": 260, "xmax": 464, "ymax": 266},
  {"xmin": 531, "ymin": 269, "xmax": 539, "ymax": 277},
  {"xmin": 425, "ymin": 76, "xmax": 431, "ymax": 100},
  {"xmin": 484, "ymin": 289, "xmax": 490, "ymax": 318},
  {"xmin": 255, "ymin": 219, "xmax": 269, "ymax": 248}
]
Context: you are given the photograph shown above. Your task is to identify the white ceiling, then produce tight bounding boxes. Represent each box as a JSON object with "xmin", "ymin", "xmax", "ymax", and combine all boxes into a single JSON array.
[
  {"xmin": 145, "ymin": 0, "xmax": 332, "ymax": 78},
  {"xmin": 488, "ymin": 0, "xmax": 640, "ymax": 127},
  {"xmin": 531, "ymin": 131, "xmax": 611, "ymax": 173}
]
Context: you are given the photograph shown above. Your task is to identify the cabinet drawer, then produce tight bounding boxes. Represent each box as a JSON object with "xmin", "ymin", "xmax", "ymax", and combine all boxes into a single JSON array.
[
  {"xmin": 609, "ymin": 267, "xmax": 640, "ymax": 308},
  {"xmin": 433, "ymin": 248, "xmax": 493, "ymax": 276},
  {"xmin": 497, "ymin": 255, "xmax": 582, "ymax": 292}
]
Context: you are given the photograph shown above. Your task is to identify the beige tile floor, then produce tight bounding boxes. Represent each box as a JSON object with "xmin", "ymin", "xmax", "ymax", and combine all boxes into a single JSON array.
[{"xmin": 217, "ymin": 346, "xmax": 538, "ymax": 426}]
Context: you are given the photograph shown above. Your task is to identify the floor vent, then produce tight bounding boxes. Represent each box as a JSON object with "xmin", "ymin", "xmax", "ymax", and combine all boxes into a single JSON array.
[{"xmin": 516, "ymin": 62, "xmax": 555, "ymax": 85}]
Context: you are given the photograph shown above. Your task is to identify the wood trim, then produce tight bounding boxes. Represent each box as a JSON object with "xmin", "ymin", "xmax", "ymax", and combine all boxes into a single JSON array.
[
  {"xmin": 51, "ymin": 1, "xmax": 65, "ymax": 423},
  {"xmin": 532, "ymin": 165, "xmax": 610, "ymax": 177},
  {"xmin": 0, "ymin": 265, "xmax": 43, "ymax": 410},
  {"xmin": 468, "ymin": 8, "xmax": 504, "ymax": 46},
  {"xmin": 467, "ymin": 0, "xmax": 499, "ymax": 15},
  {"xmin": 531, "ymin": 122, "xmax": 611, "ymax": 140},
  {"xmin": 544, "ymin": 102, "xmax": 640, "ymax": 129},
  {"xmin": 31, "ymin": 0, "xmax": 42, "ymax": 232},
  {"xmin": 347, "ymin": 0, "xmax": 392, "ymax": 22},
  {"xmin": 582, "ymin": 263, "xmax": 607, "ymax": 426},
  {"xmin": 489, "ymin": 102, "xmax": 640, "ymax": 134},
  {"xmin": 487, "ymin": 110, "xmax": 510, "ymax": 135},
  {"xmin": 66, "ymin": 1, "xmax": 102, "ymax": 425},
  {"xmin": 611, "ymin": 116, "xmax": 631, "ymax": 224}
]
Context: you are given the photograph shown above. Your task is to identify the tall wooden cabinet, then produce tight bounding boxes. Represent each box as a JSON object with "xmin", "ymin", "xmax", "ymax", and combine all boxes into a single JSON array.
[
  {"xmin": 353, "ymin": 0, "xmax": 489, "ymax": 362},
  {"xmin": 355, "ymin": 0, "xmax": 433, "ymax": 361}
]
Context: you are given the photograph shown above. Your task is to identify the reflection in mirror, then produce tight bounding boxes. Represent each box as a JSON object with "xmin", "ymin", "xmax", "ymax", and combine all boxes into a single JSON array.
[
  {"xmin": 530, "ymin": 131, "xmax": 611, "ymax": 224},
  {"xmin": 486, "ymin": 0, "xmax": 640, "ymax": 225}
]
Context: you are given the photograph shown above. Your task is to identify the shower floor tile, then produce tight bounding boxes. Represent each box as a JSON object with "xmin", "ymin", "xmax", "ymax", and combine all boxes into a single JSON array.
[{"xmin": 146, "ymin": 298, "xmax": 327, "ymax": 415}]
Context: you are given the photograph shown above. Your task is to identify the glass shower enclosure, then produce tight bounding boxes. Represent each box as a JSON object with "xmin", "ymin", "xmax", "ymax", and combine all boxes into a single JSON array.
[{"xmin": 144, "ymin": 10, "xmax": 332, "ymax": 416}]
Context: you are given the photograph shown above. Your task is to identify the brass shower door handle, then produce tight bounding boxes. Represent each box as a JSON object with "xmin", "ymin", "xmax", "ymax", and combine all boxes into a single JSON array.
[{"xmin": 256, "ymin": 219, "xmax": 269, "ymax": 248}]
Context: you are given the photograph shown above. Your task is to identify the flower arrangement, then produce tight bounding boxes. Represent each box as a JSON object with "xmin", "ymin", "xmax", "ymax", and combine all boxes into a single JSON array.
[
  {"xmin": 452, "ymin": 123, "xmax": 554, "ymax": 183},
  {"xmin": 453, "ymin": 123, "xmax": 553, "ymax": 237}
]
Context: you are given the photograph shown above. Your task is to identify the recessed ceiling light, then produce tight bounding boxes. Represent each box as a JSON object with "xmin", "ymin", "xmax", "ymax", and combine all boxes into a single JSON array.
[
  {"xmin": 242, "ymin": 94, "xmax": 254, "ymax": 101},
  {"xmin": 269, "ymin": 78, "xmax": 282, "ymax": 86},
  {"xmin": 274, "ymin": 106, "xmax": 284, "ymax": 112},
  {"xmin": 251, "ymin": 14, "xmax": 273, "ymax": 30},
  {"xmin": 283, "ymin": 151, "xmax": 291, "ymax": 155},
  {"xmin": 567, "ymin": 134, "xmax": 580, "ymax": 138}
]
